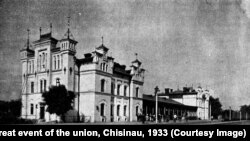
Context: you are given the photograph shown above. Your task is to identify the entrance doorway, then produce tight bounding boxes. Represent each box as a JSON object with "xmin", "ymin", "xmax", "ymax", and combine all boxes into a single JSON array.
[{"xmin": 40, "ymin": 104, "xmax": 45, "ymax": 119}]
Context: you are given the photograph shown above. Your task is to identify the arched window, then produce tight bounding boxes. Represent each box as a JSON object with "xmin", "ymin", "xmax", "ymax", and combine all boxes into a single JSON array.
[
  {"xmin": 30, "ymin": 104, "xmax": 34, "ymax": 115},
  {"xmin": 136, "ymin": 87, "xmax": 139, "ymax": 98},
  {"xmin": 44, "ymin": 79, "xmax": 46, "ymax": 92},
  {"xmin": 40, "ymin": 80, "xmax": 43, "ymax": 93},
  {"xmin": 117, "ymin": 105, "xmax": 120, "ymax": 116},
  {"xmin": 117, "ymin": 84, "xmax": 121, "ymax": 95},
  {"xmin": 124, "ymin": 86, "xmax": 127, "ymax": 96},
  {"xmin": 124, "ymin": 105, "xmax": 127, "ymax": 116},
  {"xmin": 57, "ymin": 55, "xmax": 60, "ymax": 69},
  {"xmin": 31, "ymin": 82, "xmax": 34, "ymax": 93},
  {"xmin": 100, "ymin": 103, "xmax": 105, "ymax": 116},
  {"xmin": 42, "ymin": 53, "xmax": 45, "ymax": 69},
  {"xmin": 101, "ymin": 79, "xmax": 105, "ymax": 92}
]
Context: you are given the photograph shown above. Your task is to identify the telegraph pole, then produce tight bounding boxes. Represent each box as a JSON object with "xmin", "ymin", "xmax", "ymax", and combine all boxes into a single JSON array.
[
  {"xmin": 229, "ymin": 107, "xmax": 231, "ymax": 121},
  {"xmin": 240, "ymin": 111, "xmax": 241, "ymax": 121},
  {"xmin": 154, "ymin": 86, "xmax": 160, "ymax": 123}
]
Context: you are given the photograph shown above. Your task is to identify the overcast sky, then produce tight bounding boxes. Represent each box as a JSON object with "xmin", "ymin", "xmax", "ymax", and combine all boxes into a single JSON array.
[{"xmin": 1, "ymin": 0, "xmax": 250, "ymax": 109}]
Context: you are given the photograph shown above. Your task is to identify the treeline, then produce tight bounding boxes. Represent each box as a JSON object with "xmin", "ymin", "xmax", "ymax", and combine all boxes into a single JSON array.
[{"xmin": 221, "ymin": 105, "xmax": 250, "ymax": 121}]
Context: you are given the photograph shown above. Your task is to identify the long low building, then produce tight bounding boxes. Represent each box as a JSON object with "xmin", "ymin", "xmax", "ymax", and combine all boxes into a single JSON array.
[{"xmin": 142, "ymin": 94, "xmax": 197, "ymax": 120}]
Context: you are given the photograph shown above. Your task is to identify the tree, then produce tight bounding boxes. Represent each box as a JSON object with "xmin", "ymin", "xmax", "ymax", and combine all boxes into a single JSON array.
[
  {"xmin": 210, "ymin": 96, "xmax": 222, "ymax": 119},
  {"xmin": 240, "ymin": 105, "xmax": 250, "ymax": 119},
  {"xmin": 42, "ymin": 85, "xmax": 75, "ymax": 122}
]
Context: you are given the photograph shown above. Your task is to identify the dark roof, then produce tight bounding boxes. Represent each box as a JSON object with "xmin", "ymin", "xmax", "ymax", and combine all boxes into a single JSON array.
[
  {"xmin": 51, "ymin": 47, "xmax": 61, "ymax": 52},
  {"xmin": 84, "ymin": 53, "xmax": 92, "ymax": 58},
  {"xmin": 33, "ymin": 32, "xmax": 58, "ymax": 44},
  {"xmin": 143, "ymin": 94, "xmax": 197, "ymax": 109},
  {"xmin": 96, "ymin": 44, "xmax": 109, "ymax": 52},
  {"xmin": 92, "ymin": 50, "xmax": 103, "ymax": 56},
  {"xmin": 132, "ymin": 59, "xmax": 142, "ymax": 65},
  {"xmin": 113, "ymin": 62, "xmax": 130, "ymax": 76},
  {"xmin": 143, "ymin": 94, "xmax": 184, "ymax": 106},
  {"xmin": 60, "ymin": 38, "xmax": 78, "ymax": 44},
  {"xmin": 76, "ymin": 57, "xmax": 93, "ymax": 65}
]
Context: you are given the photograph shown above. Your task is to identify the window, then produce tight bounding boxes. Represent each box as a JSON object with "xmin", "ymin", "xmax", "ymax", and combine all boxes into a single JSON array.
[
  {"xmin": 124, "ymin": 86, "xmax": 127, "ymax": 96},
  {"xmin": 31, "ymin": 82, "xmax": 34, "ymax": 93},
  {"xmin": 39, "ymin": 55, "xmax": 42, "ymax": 71},
  {"xmin": 117, "ymin": 84, "xmax": 120, "ymax": 95},
  {"xmin": 42, "ymin": 53, "xmax": 45, "ymax": 69},
  {"xmin": 32, "ymin": 60, "xmax": 34, "ymax": 73},
  {"xmin": 57, "ymin": 55, "xmax": 60, "ymax": 69},
  {"xmin": 117, "ymin": 105, "xmax": 120, "ymax": 116},
  {"xmin": 56, "ymin": 78, "xmax": 60, "ymax": 86},
  {"xmin": 29, "ymin": 61, "xmax": 31, "ymax": 73},
  {"xmin": 40, "ymin": 79, "xmax": 46, "ymax": 92},
  {"xmin": 30, "ymin": 104, "xmax": 34, "ymax": 115},
  {"xmin": 105, "ymin": 64, "xmax": 108, "ymax": 72},
  {"xmin": 101, "ymin": 79, "xmax": 105, "ymax": 92},
  {"xmin": 110, "ymin": 104, "xmax": 114, "ymax": 116},
  {"xmin": 111, "ymin": 82, "xmax": 115, "ymax": 95},
  {"xmin": 136, "ymin": 87, "xmax": 139, "ymax": 98},
  {"xmin": 61, "ymin": 55, "xmax": 63, "ymax": 68},
  {"xmin": 54, "ymin": 56, "xmax": 56, "ymax": 70},
  {"xmin": 124, "ymin": 105, "xmax": 127, "ymax": 116},
  {"xmin": 44, "ymin": 80, "xmax": 46, "ymax": 92},
  {"xmin": 37, "ymin": 56, "xmax": 40, "ymax": 71},
  {"xmin": 102, "ymin": 63, "xmax": 105, "ymax": 71},
  {"xmin": 100, "ymin": 63, "xmax": 103, "ymax": 71},
  {"xmin": 45, "ymin": 53, "xmax": 47, "ymax": 69},
  {"xmin": 40, "ymin": 80, "xmax": 43, "ymax": 93},
  {"xmin": 100, "ymin": 103, "xmax": 105, "ymax": 116}
]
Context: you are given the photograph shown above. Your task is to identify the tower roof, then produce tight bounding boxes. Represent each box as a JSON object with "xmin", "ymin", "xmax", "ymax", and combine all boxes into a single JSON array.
[
  {"xmin": 96, "ymin": 44, "xmax": 109, "ymax": 52},
  {"xmin": 61, "ymin": 16, "xmax": 77, "ymax": 44}
]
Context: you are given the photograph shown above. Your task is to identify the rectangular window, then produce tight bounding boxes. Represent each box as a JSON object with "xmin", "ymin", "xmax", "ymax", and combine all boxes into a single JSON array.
[
  {"xmin": 57, "ymin": 55, "xmax": 60, "ymax": 69},
  {"xmin": 101, "ymin": 79, "xmax": 105, "ymax": 92},
  {"xmin": 111, "ymin": 82, "xmax": 114, "ymax": 95},
  {"xmin": 40, "ymin": 80, "xmax": 43, "ymax": 93},
  {"xmin": 32, "ymin": 60, "xmax": 34, "ymax": 73},
  {"xmin": 54, "ymin": 56, "xmax": 56, "ymax": 70},
  {"xmin": 44, "ymin": 80, "xmax": 46, "ymax": 92},
  {"xmin": 124, "ymin": 106, "xmax": 127, "ymax": 116},
  {"xmin": 124, "ymin": 86, "xmax": 127, "ymax": 96},
  {"xmin": 31, "ymin": 82, "xmax": 34, "ymax": 93},
  {"xmin": 136, "ymin": 87, "xmax": 139, "ymax": 98},
  {"xmin": 117, "ymin": 105, "xmax": 120, "ymax": 116},
  {"xmin": 110, "ymin": 105, "xmax": 113, "ymax": 116},
  {"xmin": 30, "ymin": 104, "xmax": 34, "ymax": 115},
  {"xmin": 100, "ymin": 103, "xmax": 105, "ymax": 116},
  {"xmin": 117, "ymin": 84, "xmax": 120, "ymax": 95}
]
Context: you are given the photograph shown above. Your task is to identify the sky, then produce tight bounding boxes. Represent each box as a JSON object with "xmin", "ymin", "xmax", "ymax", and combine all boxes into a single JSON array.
[{"xmin": 1, "ymin": 0, "xmax": 250, "ymax": 110}]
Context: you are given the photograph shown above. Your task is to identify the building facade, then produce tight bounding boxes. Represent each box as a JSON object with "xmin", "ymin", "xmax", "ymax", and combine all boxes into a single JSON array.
[
  {"xmin": 159, "ymin": 86, "xmax": 211, "ymax": 120},
  {"xmin": 20, "ymin": 24, "xmax": 145, "ymax": 122}
]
